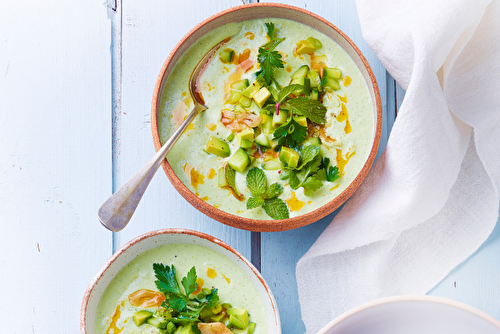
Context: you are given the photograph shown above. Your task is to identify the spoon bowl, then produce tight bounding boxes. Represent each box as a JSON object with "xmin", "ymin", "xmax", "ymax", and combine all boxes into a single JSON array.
[{"xmin": 97, "ymin": 37, "xmax": 230, "ymax": 232}]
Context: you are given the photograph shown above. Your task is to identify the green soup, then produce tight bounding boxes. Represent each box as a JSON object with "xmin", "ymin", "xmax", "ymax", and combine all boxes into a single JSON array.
[
  {"xmin": 158, "ymin": 18, "xmax": 374, "ymax": 219},
  {"xmin": 95, "ymin": 244, "xmax": 268, "ymax": 334}
]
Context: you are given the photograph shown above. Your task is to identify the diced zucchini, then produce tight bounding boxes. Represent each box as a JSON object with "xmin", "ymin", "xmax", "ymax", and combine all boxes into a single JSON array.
[
  {"xmin": 307, "ymin": 69, "xmax": 321, "ymax": 88},
  {"xmin": 279, "ymin": 147, "xmax": 300, "ymax": 168},
  {"xmin": 133, "ymin": 310, "xmax": 153, "ymax": 326},
  {"xmin": 242, "ymin": 82, "xmax": 261, "ymax": 98},
  {"xmin": 206, "ymin": 136, "xmax": 230, "ymax": 157},
  {"xmin": 290, "ymin": 65, "xmax": 309, "ymax": 80},
  {"xmin": 219, "ymin": 48, "xmax": 234, "ymax": 64},
  {"xmin": 253, "ymin": 87, "xmax": 271, "ymax": 108},
  {"xmin": 323, "ymin": 67, "xmax": 342, "ymax": 80},
  {"xmin": 226, "ymin": 90, "xmax": 242, "ymax": 104},
  {"xmin": 321, "ymin": 76, "xmax": 341, "ymax": 91},
  {"xmin": 228, "ymin": 148, "xmax": 250, "ymax": 172},
  {"xmin": 255, "ymin": 133, "xmax": 271, "ymax": 147},
  {"xmin": 230, "ymin": 79, "xmax": 249, "ymax": 91},
  {"xmin": 303, "ymin": 136, "xmax": 321, "ymax": 146},
  {"xmin": 294, "ymin": 116, "xmax": 307, "ymax": 127},
  {"xmin": 239, "ymin": 95, "xmax": 252, "ymax": 108},
  {"xmin": 236, "ymin": 128, "xmax": 254, "ymax": 146},
  {"xmin": 218, "ymin": 167, "xmax": 228, "ymax": 187},
  {"xmin": 146, "ymin": 317, "xmax": 162, "ymax": 328},
  {"xmin": 272, "ymin": 110, "xmax": 288, "ymax": 128}
]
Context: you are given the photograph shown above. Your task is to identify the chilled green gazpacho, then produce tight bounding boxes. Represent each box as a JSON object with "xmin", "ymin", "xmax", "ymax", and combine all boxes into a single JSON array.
[
  {"xmin": 96, "ymin": 244, "xmax": 267, "ymax": 334},
  {"xmin": 158, "ymin": 18, "xmax": 374, "ymax": 220}
]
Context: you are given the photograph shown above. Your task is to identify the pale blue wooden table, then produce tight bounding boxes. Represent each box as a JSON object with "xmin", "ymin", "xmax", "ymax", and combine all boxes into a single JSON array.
[{"xmin": 1, "ymin": 1, "xmax": 499, "ymax": 333}]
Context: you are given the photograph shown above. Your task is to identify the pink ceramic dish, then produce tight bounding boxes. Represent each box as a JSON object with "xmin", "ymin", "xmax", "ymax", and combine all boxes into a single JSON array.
[
  {"xmin": 317, "ymin": 295, "xmax": 500, "ymax": 334},
  {"xmin": 151, "ymin": 3, "xmax": 382, "ymax": 232},
  {"xmin": 80, "ymin": 229, "xmax": 281, "ymax": 334}
]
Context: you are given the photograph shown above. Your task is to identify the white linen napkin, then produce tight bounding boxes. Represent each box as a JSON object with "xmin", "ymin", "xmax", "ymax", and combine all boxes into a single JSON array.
[{"xmin": 296, "ymin": 0, "xmax": 500, "ymax": 333}]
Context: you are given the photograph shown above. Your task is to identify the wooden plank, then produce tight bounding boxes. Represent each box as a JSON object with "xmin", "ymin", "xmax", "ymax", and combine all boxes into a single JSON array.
[
  {"xmin": 115, "ymin": 0, "xmax": 253, "ymax": 257},
  {"xmin": 0, "ymin": 1, "xmax": 112, "ymax": 333},
  {"xmin": 255, "ymin": 1, "xmax": 390, "ymax": 333}
]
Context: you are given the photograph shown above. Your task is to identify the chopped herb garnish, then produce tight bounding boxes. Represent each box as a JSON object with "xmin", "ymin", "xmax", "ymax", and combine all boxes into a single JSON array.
[
  {"xmin": 287, "ymin": 97, "xmax": 327, "ymax": 124},
  {"xmin": 273, "ymin": 118, "xmax": 308, "ymax": 151},
  {"xmin": 317, "ymin": 157, "xmax": 340, "ymax": 182},
  {"xmin": 246, "ymin": 167, "xmax": 289, "ymax": 219},
  {"xmin": 279, "ymin": 145, "xmax": 324, "ymax": 195}
]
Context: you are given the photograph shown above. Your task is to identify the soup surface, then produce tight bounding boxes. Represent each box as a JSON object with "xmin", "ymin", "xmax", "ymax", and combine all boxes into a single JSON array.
[
  {"xmin": 95, "ymin": 243, "xmax": 268, "ymax": 334},
  {"xmin": 158, "ymin": 18, "xmax": 374, "ymax": 220}
]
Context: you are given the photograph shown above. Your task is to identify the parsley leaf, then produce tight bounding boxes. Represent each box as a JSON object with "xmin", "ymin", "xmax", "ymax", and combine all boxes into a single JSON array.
[
  {"xmin": 320, "ymin": 157, "xmax": 341, "ymax": 182},
  {"xmin": 256, "ymin": 23, "xmax": 285, "ymax": 86},
  {"xmin": 302, "ymin": 176, "xmax": 324, "ymax": 196},
  {"xmin": 262, "ymin": 197, "xmax": 289, "ymax": 220},
  {"xmin": 273, "ymin": 118, "xmax": 308, "ymax": 151},
  {"xmin": 288, "ymin": 97, "xmax": 327, "ymax": 124},
  {"xmin": 181, "ymin": 267, "xmax": 197, "ymax": 296},
  {"xmin": 245, "ymin": 167, "xmax": 288, "ymax": 219}
]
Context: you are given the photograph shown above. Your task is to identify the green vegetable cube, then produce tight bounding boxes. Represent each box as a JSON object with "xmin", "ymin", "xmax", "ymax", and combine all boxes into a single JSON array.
[
  {"xmin": 279, "ymin": 147, "xmax": 300, "ymax": 168},
  {"xmin": 217, "ymin": 167, "xmax": 228, "ymax": 187},
  {"xmin": 227, "ymin": 308, "xmax": 249, "ymax": 330},
  {"xmin": 230, "ymin": 79, "xmax": 249, "ymax": 91},
  {"xmin": 132, "ymin": 310, "xmax": 153, "ymax": 326},
  {"xmin": 228, "ymin": 148, "xmax": 250, "ymax": 172},
  {"xmin": 206, "ymin": 136, "xmax": 230, "ymax": 157},
  {"xmin": 219, "ymin": 48, "xmax": 234, "ymax": 64},
  {"xmin": 242, "ymin": 82, "xmax": 261, "ymax": 98},
  {"xmin": 236, "ymin": 128, "xmax": 254, "ymax": 146},
  {"xmin": 323, "ymin": 67, "xmax": 342, "ymax": 80},
  {"xmin": 255, "ymin": 133, "xmax": 271, "ymax": 147},
  {"xmin": 272, "ymin": 110, "xmax": 288, "ymax": 128},
  {"xmin": 146, "ymin": 316, "xmax": 162, "ymax": 328},
  {"xmin": 294, "ymin": 116, "xmax": 307, "ymax": 127}
]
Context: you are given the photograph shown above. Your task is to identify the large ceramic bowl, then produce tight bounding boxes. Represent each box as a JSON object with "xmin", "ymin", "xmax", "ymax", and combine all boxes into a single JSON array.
[
  {"xmin": 151, "ymin": 3, "xmax": 382, "ymax": 232},
  {"xmin": 80, "ymin": 229, "xmax": 281, "ymax": 334},
  {"xmin": 317, "ymin": 295, "xmax": 500, "ymax": 334}
]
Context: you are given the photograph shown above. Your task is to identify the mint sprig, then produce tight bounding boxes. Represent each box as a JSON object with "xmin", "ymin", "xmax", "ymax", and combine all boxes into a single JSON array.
[
  {"xmin": 246, "ymin": 167, "xmax": 289, "ymax": 219},
  {"xmin": 279, "ymin": 145, "xmax": 324, "ymax": 195},
  {"xmin": 287, "ymin": 97, "xmax": 327, "ymax": 124}
]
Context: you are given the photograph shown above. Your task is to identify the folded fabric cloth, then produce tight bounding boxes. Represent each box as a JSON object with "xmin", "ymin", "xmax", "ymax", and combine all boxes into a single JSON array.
[{"xmin": 296, "ymin": 0, "xmax": 500, "ymax": 333}]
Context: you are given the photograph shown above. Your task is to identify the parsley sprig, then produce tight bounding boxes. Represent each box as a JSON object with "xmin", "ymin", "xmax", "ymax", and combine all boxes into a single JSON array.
[
  {"xmin": 256, "ymin": 23, "xmax": 285, "ymax": 86},
  {"xmin": 153, "ymin": 264, "xmax": 219, "ymax": 325},
  {"xmin": 317, "ymin": 157, "xmax": 340, "ymax": 182},
  {"xmin": 273, "ymin": 118, "xmax": 308, "ymax": 151},
  {"xmin": 246, "ymin": 167, "xmax": 289, "ymax": 219}
]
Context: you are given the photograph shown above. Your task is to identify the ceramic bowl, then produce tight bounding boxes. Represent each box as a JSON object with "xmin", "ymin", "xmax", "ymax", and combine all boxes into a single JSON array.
[
  {"xmin": 151, "ymin": 3, "xmax": 382, "ymax": 232},
  {"xmin": 317, "ymin": 295, "xmax": 500, "ymax": 334},
  {"xmin": 80, "ymin": 229, "xmax": 281, "ymax": 334}
]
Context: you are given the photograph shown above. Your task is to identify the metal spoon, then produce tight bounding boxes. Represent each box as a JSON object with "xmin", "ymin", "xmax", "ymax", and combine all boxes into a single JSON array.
[{"xmin": 98, "ymin": 37, "xmax": 230, "ymax": 232}]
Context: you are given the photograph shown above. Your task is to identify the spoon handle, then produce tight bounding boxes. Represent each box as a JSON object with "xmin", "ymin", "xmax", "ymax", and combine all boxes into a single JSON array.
[{"xmin": 98, "ymin": 103, "xmax": 207, "ymax": 232}]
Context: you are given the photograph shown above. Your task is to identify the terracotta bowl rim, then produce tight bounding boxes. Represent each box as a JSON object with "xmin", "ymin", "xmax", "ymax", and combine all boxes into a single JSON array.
[
  {"xmin": 316, "ymin": 295, "xmax": 500, "ymax": 334},
  {"xmin": 151, "ymin": 2, "xmax": 383, "ymax": 232},
  {"xmin": 80, "ymin": 228, "xmax": 281, "ymax": 333}
]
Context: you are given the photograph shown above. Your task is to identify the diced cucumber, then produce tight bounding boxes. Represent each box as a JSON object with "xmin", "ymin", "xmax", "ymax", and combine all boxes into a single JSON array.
[
  {"xmin": 226, "ymin": 90, "xmax": 242, "ymax": 104},
  {"xmin": 323, "ymin": 67, "xmax": 342, "ymax": 80},
  {"xmin": 228, "ymin": 148, "xmax": 250, "ymax": 172},
  {"xmin": 303, "ymin": 136, "xmax": 321, "ymax": 146},
  {"xmin": 230, "ymin": 79, "xmax": 249, "ymax": 91},
  {"xmin": 236, "ymin": 128, "xmax": 254, "ymax": 146},
  {"xmin": 279, "ymin": 147, "xmax": 300, "ymax": 168},
  {"xmin": 253, "ymin": 87, "xmax": 271, "ymax": 108},
  {"xmin": 272, "ymin": 110, "xmax": 288, "ymax": 128},
  {"xmin": 307, "ymin": 69, "xmax": 321, "ymax": 88},
  {"xmin": 255, "ymin": 133, "xmax": 271, "ymax": 147},
  {"xmin": 226, "ymin": 132, "xmax": 235, "ymax": 142},
  {"xmin": 260, "ymin": 114, "xmax": 275, "ymax": 134},
  {"xmin": 133, "ymin": 310, "xmax": 153, "ymax": 326},
  {"xmin": 146, "ymin": 317, "xmax": 162, "ymax": 328},
  {"xmin": 218, "ymin": 167, "xmax": 228, "ymax": 187},
  {"xmin": 227, "ymin": 308, "xmax": 249, "ymax": 330},
  {"xmin": 321, "ymin": 76, "xmax": 341, "ymax": 91},
  {"xmin": 206, "ymin": 136, "xmax": 230, "ymax": 157},
  {"xmin": 240, "ymin": 139, "xmax": 253, "ymax": 149},
  {"xmin": 239, "ymin": 95, "xmax": 252, "ymax": 108},
  {"xmin": 290, "ymin": 65, "xmax": 310, "ymax": 80},
  {"xmin": 219, "ymin": 48, "xmax": 234, "ymax": 64},
  {"xmin": 242, "ymin": 82, "xmax": 261, "ymax": 98},
  {"xmin": 310, "ymin": 87, "xmax": 319, "ymax": 100},
  {"xmin": 302, "ymin": 77, "xmax": 311, "ymax": 95}
]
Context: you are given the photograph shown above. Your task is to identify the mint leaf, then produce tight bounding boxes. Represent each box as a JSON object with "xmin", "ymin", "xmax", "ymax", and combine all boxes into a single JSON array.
[
  {"xmin": 268, "ymin": 86, "xmax": 279, "ymax": 102},
  {"xmin": 262, "ymin": 198, "xmax": 289, "ymax": 219},
  {"xmin": 246, "ymin": 167, "xmax": 268, "ymax": 197},
  {"xmin": 181, "ymin": 266, "xmax": 197, "ymax": 296},
  {"xmin": 288, "ymin": 97, "xmax": 327, "ymax": 124},
  {"xmin": 266, "ymin": 182, "xmax": 283, "ymax": 199},
  {"xmin": 276, "ymin": 84, "xmax": 303, "ymax": 104},
  {"xmin": 247, "ymin": 197, "xmax": 265, "ymax": 209},
  {"xmin": 296, "ymin": 145, "xmax": 320, "ymax": 170}
]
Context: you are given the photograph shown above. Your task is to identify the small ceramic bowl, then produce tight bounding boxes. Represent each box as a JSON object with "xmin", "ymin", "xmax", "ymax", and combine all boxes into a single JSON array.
[
  {"xmin": 317, "ymin": 295, "xmax": 500, "ymax": 334},
  {"xmin": 80, "ymin": 229, "xmax": 281, "ymax": 334},
  {"xmin": 151, "ymin": 3, "xmax": 382, "ymax": 232}
]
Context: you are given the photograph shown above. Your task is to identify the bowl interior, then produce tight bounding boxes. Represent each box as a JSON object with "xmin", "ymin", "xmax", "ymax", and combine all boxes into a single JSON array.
[
  {"xmin": 81, "ymin": 229, "xmax": 281, "ymax": 334},
  {"xmin": 319, "ymin": 296, "xmax": 500, "ymax": 334},
  {"xmin": 151, "ymin": 3, "xmax": 382, "ymax": 231}
]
